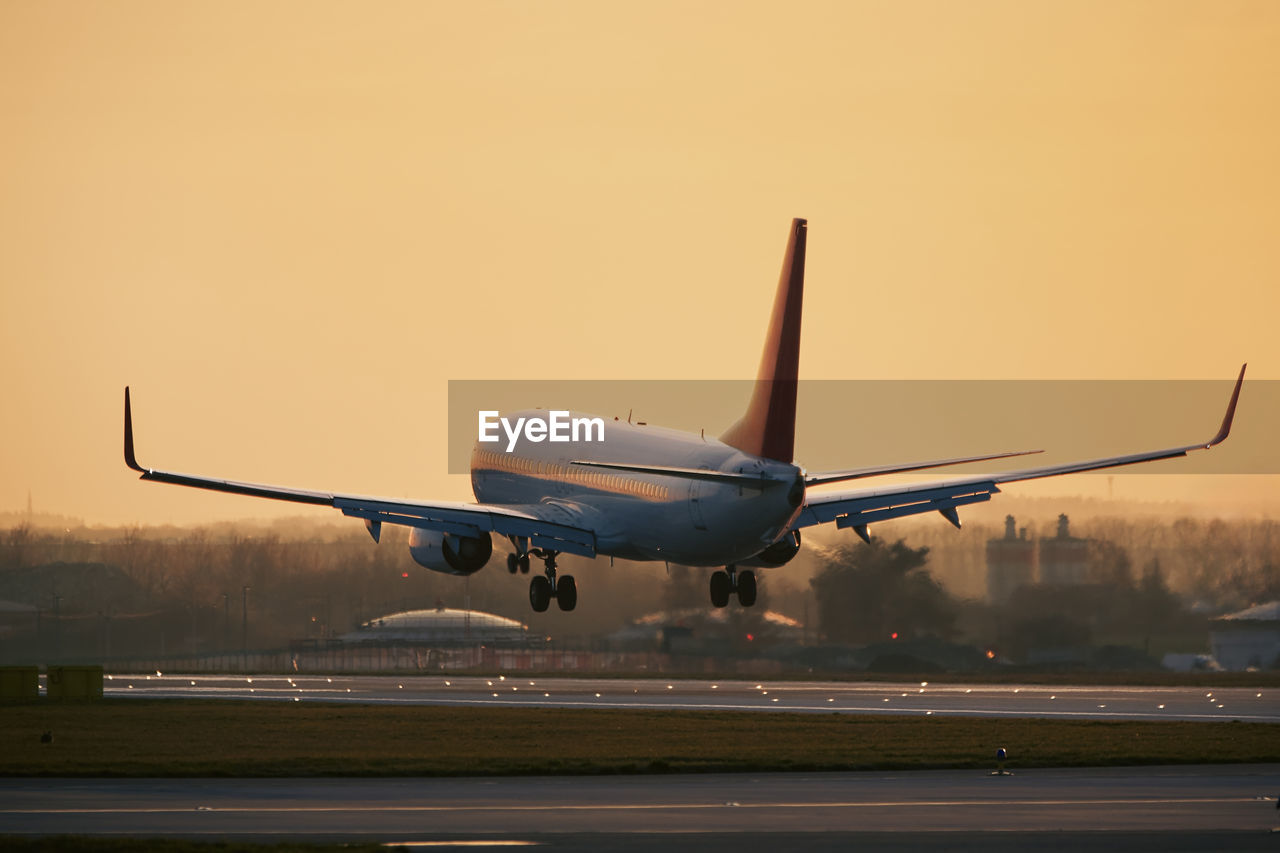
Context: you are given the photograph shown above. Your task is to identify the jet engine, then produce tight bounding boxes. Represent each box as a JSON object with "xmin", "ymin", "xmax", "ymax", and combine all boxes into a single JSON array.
[
  {"xmin": 739, "ymin": 529, "xmax": 802, "ymax": 568},
  {"xmin": 408, "ymin": 528, "xmax": 493, "ymax": 575}
]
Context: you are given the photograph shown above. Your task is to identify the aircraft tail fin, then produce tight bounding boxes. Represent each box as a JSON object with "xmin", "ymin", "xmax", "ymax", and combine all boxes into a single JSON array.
[{"xmin": 720, "ymin": 218, "xmax": 806, "ymax": 463}]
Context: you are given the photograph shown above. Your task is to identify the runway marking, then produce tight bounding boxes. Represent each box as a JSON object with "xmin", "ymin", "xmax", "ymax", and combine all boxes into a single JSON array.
[
  {"xmin": 148, "ymin": 677, "xmax": 1259, "ymax": 695},
  {"xmin": 114, "ymin": 677, "xmax": 1273, "ymax": 703},
  {"xmin": 110, "ymin": 692, "xmax": 1277, "ymax": 722},
  {"xmin": 3, "ymin": 797, "xmax": 1257, "ymax": 815},
  {"xmin": 121, "ymin": 677, "xmax": 1265, "ymax": 697},
  {"xmin": 103, "ymin": 678, "xmax": 1280, "ymax": 724}
]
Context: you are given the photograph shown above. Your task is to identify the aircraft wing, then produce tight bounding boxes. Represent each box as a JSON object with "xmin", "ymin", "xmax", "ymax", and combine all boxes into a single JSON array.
[
  {"xmin": 795, "ymin": 364, "xmax": 1246, "ymax": 541},
  {"xmin": 122, "ymin": 389, "xmax": 596, "ymax": 557}
]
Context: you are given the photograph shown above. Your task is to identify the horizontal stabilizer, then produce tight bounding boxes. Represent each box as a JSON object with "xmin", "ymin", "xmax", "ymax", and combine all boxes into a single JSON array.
[
  {"xmin": 806, "ymin": 448, "xmax": 1042, "ymax": 487},
  {"xmin": 570, "ymin": 460, "xmax": 787, "ymax": 488}
]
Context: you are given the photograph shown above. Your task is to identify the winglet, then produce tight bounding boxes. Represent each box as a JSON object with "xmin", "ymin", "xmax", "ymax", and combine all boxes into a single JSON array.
[
  {"xmin": 124, "ymin": 387, "xmax": 144, "ymax": 472},
  {"xmin": 1207, "ymin": 363, "xmax": 1246, "ymax": 448}
]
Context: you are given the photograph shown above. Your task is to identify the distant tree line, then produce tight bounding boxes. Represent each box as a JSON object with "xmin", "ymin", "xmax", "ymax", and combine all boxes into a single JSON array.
[
  {"xmin": 1, "ymin": 509, "xmax": 1276, "ymax": 667},
  {"xmin": 807, "ymin": 536, "xmax": 1214, "ymax": 666}
]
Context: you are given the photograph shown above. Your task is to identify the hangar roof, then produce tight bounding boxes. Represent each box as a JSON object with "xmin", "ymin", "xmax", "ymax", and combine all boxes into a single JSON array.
[{"xmin": 1216, "ymin": 601, "xmax": 1280, "ymax": 623}]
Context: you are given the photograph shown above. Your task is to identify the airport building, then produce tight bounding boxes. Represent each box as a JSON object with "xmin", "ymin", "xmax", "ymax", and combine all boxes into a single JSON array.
[
  {"xmin": 986, "ymin": 513, "xmax": 1095, "ymax": 601},
  {"xmin": 1209, "ymin": 601, "xmax": 1280, "ymax": 671},
  {"xmin": 609, "ymin": 607, "xmax": 804, "ymax": 655},
  {"xmin": 986, "ymin": 515, "xmax": 1035, "ymax": 603},
  {"xmin": 340, "ymin": 606, "xmax": 528, "ymax": 646},
  {"xmin": 1038, "ymin": 514, "xmax": 1090, "ymax": 585}
]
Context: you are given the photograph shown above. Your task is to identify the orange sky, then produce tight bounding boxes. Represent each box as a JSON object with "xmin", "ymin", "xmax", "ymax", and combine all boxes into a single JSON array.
[{"xmin": 2, "ymin": 1, "xmax": 1277, "ymax": 526}]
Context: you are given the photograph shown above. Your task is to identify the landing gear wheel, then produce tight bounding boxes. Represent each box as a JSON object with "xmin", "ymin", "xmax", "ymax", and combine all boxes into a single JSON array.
[
  {"xmin": 709, "ymin": 570, "xmax": 731, "ymax": 608},
  {"xmin": 556, "ymin": 575, "xmax": 577, "ymax": 611},
  {"xmin": 507, "ymin": 553, "xmax": 519, "ymax": 574},
  {"xmin": 737, "ymin": 570, "xmax": 757, "ymax": 607},
  {"xmin": 518, "ymin": 554, "xmax": 531, "ymax": 574},
  {"xmin": 529, "ymin": 576, "xmax": 552, "ymax": 612}
]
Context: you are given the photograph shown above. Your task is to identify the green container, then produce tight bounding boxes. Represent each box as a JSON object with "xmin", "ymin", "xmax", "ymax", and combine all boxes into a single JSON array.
[
  {"xmin": 0, "ymin": 666, "xmax": 39, "ymax": 699},
  {"xmin": 46, "ymin": 665, "xmax": 104, "ymax": 699}
]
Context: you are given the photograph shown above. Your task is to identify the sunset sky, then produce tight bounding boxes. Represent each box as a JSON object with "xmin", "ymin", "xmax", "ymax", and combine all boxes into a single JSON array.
[{"xmin": 2, "ymin": 1, "xmax": 1277, "ymax": 526}]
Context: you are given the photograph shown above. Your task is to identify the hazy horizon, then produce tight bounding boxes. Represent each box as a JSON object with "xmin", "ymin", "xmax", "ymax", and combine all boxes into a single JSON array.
[{"xmin": 7, "ymin": 484, "xmax": 1279, "ymax": 535}]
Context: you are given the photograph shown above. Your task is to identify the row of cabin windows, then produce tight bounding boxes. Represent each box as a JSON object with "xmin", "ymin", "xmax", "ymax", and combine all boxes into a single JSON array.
[{"xmin": 474, "ymin": 449, "xmax": 670, "ymax": 501}]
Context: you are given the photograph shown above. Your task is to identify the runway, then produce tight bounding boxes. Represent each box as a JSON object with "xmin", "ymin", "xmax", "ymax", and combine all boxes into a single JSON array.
[
  {"xmin": 104, "ymin": 673, "xmax": 1280, "ymax": 722},
  {"xmin": 54, "ymin": 673, "xmax": 1278, "ymax": 849},
  {"xmin": 3, "ymin": 766, "xmax": 1278, "ymax": 850}
]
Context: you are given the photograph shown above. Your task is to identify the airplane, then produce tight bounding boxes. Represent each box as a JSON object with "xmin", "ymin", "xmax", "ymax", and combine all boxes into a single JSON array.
[{"xmin": 123, "ymin": 218, "xmax": 1246, "ymax": 613}]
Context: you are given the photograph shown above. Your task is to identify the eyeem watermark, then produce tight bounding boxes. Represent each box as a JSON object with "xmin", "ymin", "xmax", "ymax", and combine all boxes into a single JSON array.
[{"xmin": 478, "ymin": 410, "xmax": 606, "ymax": 452}]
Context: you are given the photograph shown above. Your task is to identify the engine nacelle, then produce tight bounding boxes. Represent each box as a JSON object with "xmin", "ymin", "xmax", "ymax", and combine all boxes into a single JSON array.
[
  {"xmin": 739, "ymin": 529, "xmax": 802, "ymax": 568},
  {"xmin": 408, "ymin": 528, "xmax": 493, "ymax": 576}
]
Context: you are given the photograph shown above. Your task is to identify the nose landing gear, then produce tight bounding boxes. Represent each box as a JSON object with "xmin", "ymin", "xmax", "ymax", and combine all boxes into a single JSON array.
[{"xmin": 710, "ymin": 565, "xmax": 756, "ymax": 608}]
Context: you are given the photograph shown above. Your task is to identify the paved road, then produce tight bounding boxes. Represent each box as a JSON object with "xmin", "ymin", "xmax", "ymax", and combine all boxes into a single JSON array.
[
  {"xmin": 3, "ymin": 766, "xmax": 1278, "ymax": 850},
  {"xmin": 104, "ymin": 673, "xmax": 1280, "ymax": 722}
]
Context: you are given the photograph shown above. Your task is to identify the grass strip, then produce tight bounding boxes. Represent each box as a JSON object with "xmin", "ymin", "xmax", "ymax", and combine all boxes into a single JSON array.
[{"xmin": 3, "ymin": 699, "xmax": 1278, "ymax": 777}]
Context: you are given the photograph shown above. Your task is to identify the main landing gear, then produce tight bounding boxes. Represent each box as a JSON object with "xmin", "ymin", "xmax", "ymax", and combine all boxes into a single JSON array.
[
  {"xmin": 709, "ymin": 565, "xmax": 756, "ymax": 608},
  {"xmin": 519, "ymin": 549, "xmax": 576, "ymax": 613}
]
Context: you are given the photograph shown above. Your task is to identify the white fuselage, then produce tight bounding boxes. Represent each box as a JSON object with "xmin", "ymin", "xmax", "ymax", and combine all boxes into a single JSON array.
[{"xmin": 470, "ymin": 411, "xmax": 804, "ymax": 565}]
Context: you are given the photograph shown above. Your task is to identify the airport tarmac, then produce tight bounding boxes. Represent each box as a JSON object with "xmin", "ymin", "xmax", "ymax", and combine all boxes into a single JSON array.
[
  {"xmin": 2, "ymin": 766, "xmax": 1278, "ymax": 850},
  {"xmin": 104, "ymin": 673, "xmax": 1280, "ymax": 722}
]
